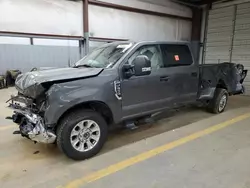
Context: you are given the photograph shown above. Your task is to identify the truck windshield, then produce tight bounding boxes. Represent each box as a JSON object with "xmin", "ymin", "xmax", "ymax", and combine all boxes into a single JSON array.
[{"xmin": 74, "ymin": 42, "xmax": 133, "ymax": 68}]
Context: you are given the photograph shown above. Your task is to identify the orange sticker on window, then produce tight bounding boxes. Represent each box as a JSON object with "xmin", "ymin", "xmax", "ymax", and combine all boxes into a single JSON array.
[{"xmin": 174, "ymin": 55, "xmax": 180, "ymax": 61}]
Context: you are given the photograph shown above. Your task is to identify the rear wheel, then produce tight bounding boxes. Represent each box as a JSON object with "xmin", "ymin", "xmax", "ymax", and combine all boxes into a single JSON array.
[
  {"xmin": 207, "ymin": 88, "xmax": 228, "ymax": 114},
  {"xmin": 56, "ymin": 109, "xmax": 108, "ymax": 160}
]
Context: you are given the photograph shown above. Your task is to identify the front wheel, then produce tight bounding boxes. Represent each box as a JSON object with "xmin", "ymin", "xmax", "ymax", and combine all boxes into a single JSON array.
[
  {"xmin": 207, "ymin": 88, "xmax": 229, "ymax": 114},
  {"xmin": 56, "ymin": 110, "xmax": 108, "ymax": 160}
]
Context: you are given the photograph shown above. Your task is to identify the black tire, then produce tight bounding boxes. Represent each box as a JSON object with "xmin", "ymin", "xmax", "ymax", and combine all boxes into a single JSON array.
[
  {"xmin": 207, "ymin": 88, "xmax": 229, "ymax": 114},
  {"xmin": 56, "ymin": 109, "xmax": 108, "ymax": 160}
]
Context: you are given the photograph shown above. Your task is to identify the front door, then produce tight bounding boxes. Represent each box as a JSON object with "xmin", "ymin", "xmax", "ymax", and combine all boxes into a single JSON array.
[{"xmin": 121, "ymin": 44, "xmax": 176, "ymax": 119}]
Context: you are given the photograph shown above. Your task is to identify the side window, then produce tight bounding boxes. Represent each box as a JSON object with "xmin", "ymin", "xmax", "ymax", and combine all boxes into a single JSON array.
[
  {"xmin": 161, "ymin": 44, "xmax": 193, "ymax": 67},
  {"xmin": 128, "ymin": 45, "xmax": 163, "ymax": 69}
]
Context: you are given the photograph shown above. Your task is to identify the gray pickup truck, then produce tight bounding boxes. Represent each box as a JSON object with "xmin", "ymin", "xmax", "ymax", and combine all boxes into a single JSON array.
[{"xmin": 7, "ymin": 41, "xmax": 247, "ymax": 160}]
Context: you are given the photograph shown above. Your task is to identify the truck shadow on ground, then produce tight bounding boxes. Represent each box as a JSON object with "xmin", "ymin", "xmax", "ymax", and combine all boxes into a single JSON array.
[
  {"xmin": 102, "ymin": 96, "xmax": 250, "ymax": 154},
  {"xmin": 103, "ymin": 106, "xmax": 210, "ymax": 153}
]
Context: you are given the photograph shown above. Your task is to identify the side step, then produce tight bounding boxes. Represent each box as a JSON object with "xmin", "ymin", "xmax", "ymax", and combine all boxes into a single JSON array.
[
  {"xmin": 125, "ymin": 121, "xmax": 138, "ymax": 130},
  {"xmin": 125, "ymin": 115, "xmax": 157, "ymax": 130}
]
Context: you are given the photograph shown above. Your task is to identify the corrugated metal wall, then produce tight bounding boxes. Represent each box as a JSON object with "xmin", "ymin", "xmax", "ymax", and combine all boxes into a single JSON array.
[
  {"xmin": 0, "ymin": 44, "xmax": 81, "ymax": 74},
  {"xmin": 205, "ymin": 2, "xmax": 250, "ymax": 95},
  {"xmin": 232, "ymin": 2, "xmax": 250, "ymax": 94},
  {"xmin": 204, "ymin": 6, "xmax": 235, "ymax": 64}
]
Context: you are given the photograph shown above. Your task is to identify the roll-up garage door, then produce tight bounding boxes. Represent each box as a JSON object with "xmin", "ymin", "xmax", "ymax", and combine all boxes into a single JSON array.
[
  {"xmin": 204, "ymin": 2, "xmax": 250, "ymax": 95},
  {"xmin": 231, "ymin": 3, "xmax": 250, "ymax": 94},
  {"xmin": 204, "ymin": 6, "xmax": 235, "ymax": 64}
]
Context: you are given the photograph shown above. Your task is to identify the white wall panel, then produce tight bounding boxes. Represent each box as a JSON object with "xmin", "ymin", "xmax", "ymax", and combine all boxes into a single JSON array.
[
  {"xmin": 0, "ymin": 0, "xmax": 191, "ymax": 38},
  {"xmin": 0, "ymin": 36, "xmax": 30, "ymax": 44},
  {"xmin": 0, "ymin": 0, "xmax": 191, "ymax": 42},
  {"xmin": 0, "ymin": 0, "xmax": 83, "ymax": 36},
  {"xmin": 89, "ymin": 5, "xmax": 191, "ymax": 41},
  {"xmin": 178, "ymin": 20, "xmax": 192, "ymax": 41},
  {"xmin": 99, "ymin": 0, "xmax": 192, "ymax": 18},
  {"xmin": 33, "ymin": 39, "xmax": 79, "ymax": 46}
]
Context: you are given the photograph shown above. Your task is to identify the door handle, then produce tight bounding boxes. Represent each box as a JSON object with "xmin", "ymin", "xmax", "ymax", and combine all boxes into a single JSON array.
[
  {"xmin": 160, "ymin": 76, "xmax": 169, "ymax": 82},
  {"xmin": 191, "ymin": 72, "xmax": 198, "ymax": 77}
]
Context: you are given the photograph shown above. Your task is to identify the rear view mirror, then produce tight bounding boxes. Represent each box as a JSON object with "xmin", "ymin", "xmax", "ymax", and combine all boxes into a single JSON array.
[{"xmin": 132, "ymin": 55, "xmax": 151, "ymax": 76}]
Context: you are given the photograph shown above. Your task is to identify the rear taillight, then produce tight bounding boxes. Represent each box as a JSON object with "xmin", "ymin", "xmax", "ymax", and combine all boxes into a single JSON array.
[
  {"xmin": 240, "ymin": 70, "xmax": 248, "ymax": 83},
  {"xmin": 236, "ymin": 64, "xmax": 247, "ymax": 83}
]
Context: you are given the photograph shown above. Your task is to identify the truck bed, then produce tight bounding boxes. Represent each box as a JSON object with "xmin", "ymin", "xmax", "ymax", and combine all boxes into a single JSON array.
[{"xmin": 198, "ymin": 62, "xmax": 247, "ymax": 100}]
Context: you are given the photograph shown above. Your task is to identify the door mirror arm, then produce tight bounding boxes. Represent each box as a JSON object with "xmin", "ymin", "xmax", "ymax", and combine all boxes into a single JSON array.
[{"xmin": 123, "ymin": 64, "xmax": 135, "ymax": 79}]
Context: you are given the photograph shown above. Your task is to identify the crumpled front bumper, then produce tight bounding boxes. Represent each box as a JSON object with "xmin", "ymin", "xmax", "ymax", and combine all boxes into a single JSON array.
[{"xmin": 6, "ymin": 96, "xmax": 56, "ymax": 144}]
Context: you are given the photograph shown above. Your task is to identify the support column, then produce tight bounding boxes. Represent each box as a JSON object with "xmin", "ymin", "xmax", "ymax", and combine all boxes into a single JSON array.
[
  {"xmin": 191, "ymin": 7, "xmax": 203, "ymax": 64},
  {"xmin": 83, "ymin": 0, "xmax": 89, "ymax": 55},
  {"xmin": 229, "ymin": 5, "xmax": 237, "ymax": 63},
  {"xmin": 30, "ymin": 37, "xmax": 34, "ymax": 45}
]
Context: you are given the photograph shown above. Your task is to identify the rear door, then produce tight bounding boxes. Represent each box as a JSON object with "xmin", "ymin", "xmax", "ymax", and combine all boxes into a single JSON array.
[{"xmin": 160, "ymin": 44, "xmax": 199, "ymax": 105}]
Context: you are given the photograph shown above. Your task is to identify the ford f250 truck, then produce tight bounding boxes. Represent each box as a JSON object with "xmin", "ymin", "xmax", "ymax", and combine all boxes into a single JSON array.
[{"xmin": 6, "ymin": 41, "xmax": 247, "ymax": 160}]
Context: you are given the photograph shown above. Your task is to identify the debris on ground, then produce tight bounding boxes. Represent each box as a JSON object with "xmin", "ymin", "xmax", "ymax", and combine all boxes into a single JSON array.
[{"xmin": 33, "ymin": 151, "xmax": 40, "ymax": 155}]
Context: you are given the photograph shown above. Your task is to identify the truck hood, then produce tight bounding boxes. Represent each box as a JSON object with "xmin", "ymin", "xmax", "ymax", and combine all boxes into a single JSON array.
[{"xmin": 15, "ymin": 67, "xmax": 103, "ymax": 98}]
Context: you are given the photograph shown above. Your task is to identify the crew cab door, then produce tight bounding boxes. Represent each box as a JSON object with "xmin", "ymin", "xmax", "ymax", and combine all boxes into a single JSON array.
[
  {"xmin": 120, "ymin": 44, "xmax": 176, "ymax": 119},
  {"xmin": 160, "ymin": 44, "xmax": 199, "ymax": 105}
]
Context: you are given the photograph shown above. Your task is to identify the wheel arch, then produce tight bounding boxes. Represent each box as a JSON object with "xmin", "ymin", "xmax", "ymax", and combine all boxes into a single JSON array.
[
  {"xmin": 216, "ymin": 79, "xmax": 228, "ymax": 90},
  {"xmin": 57, "ymin": 101, "xmax": 114, "ymax": 127}
]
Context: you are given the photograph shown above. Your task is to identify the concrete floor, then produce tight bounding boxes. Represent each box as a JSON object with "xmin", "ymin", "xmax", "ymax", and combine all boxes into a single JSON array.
[{"xmin": 0, "ymin": 88, "xmax": 250, "ymax": 188}]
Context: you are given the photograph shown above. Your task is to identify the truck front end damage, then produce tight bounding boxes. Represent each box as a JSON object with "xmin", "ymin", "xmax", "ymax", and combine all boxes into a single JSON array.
[
  {"xmin": 7, "ymin": 95, "xmax": 56, "ymax": 144},
  {"xmin": 6, "ymin": 67, "xmax": 104, "ymax": 144}
]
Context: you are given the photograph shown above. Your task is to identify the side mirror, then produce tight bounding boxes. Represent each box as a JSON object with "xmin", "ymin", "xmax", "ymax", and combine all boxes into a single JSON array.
[{"xmin": 132, "ymin": 55, "xmax": 151, "ymax": 76}]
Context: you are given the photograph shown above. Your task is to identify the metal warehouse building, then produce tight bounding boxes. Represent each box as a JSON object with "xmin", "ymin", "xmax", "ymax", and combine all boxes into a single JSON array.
[
  {"xmin": 0, "ymin": 0, "xmax": 250, "ymax": 94},
  {"xmin": 2, "ymin": 1, "xmax": 250, "ymax": 187}
]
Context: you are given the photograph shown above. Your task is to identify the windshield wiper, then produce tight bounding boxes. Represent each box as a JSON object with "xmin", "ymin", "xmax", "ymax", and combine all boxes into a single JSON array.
[{"xmin": 74, "ymin": 64, "xmax": 94, "ymax": 68}]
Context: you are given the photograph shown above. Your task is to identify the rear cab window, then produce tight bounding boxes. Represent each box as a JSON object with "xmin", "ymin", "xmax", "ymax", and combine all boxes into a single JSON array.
[{"xmin": 160, "ymin": 44, "xmax": 193, "ymax": 67}]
